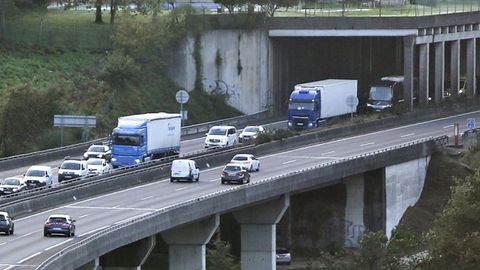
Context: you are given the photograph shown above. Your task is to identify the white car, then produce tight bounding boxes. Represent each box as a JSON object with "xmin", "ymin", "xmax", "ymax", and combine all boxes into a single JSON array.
[
  {"xmin": 58, "ymin": 159, "xmax": 88, "ymax": 183},
  {"xmin": 230, "ymin": 154, "xmax": 260, "ymax": 172},
  {"xmin": 170, "ymin": 159, "xmax": 200, "ymax": 182},
  {"xmin": 204, "ymin": 126, "xmax": 237, "ymax": 148},
  {"xmin": 87, "ymin": 158, "xmax": 111, "ymax": 176},
  {"xmin": 23, "ymin": 166, "xmax": 53, "ymax": 188},
  {"xmin": 239, "ymin": 125, "xmax": 265, "ymax": 142},
  {"xmin": 83, "ymin": 144, "xmax": 111, "ymax": 161}
]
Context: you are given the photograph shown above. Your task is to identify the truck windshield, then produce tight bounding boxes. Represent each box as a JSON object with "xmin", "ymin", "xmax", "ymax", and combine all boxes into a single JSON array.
[
  {"xmin": 369, "ymin": 87, "xmax": 393, "ymax": 101},
  {"xmin": 112, "ymin": 134, "xmax": 143, "ymax": 146},
  {"xmin": 288, "ymin": 101, "xmax": 315, "ymax": 111}
]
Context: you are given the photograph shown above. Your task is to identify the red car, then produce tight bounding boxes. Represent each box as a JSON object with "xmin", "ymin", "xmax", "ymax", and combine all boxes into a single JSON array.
[{"xmin": 44, "ymin": 214, "xmax": 76, "ymax": 237}]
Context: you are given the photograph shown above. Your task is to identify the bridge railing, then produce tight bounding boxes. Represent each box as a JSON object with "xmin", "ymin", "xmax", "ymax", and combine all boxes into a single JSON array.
[{"xmin": 35, "ymin": 135, "xmax": 446, "ymax": 270}]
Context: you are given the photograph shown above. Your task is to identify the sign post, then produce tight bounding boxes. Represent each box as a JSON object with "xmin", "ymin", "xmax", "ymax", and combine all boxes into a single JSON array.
[
  {"xmin": 175, "ymin": 89, "xmax": 190, "ymax": 126},
  {"xmin": 53, "ymin": 115, "xmax": 96, "ymax": 146},
  {"xmin": 453, "ymin": 122, "xmax": 460, "ymax": 146},
  {"xmin": 467, "ymin": 118, "xmax": 476, "ymax": 130}
]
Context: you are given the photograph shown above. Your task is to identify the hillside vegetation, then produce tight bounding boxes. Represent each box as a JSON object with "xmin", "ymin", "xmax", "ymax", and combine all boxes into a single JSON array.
[{"xmin": 0, "ymin": 8, "xmax": 241, "ymax": 157}]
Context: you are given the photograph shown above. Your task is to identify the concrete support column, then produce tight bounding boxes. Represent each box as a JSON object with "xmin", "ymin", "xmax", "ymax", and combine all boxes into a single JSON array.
[
  {"xmin": 403, "ymin": 36, "xmax": 415, "ymax": 111},
  {"xmin": 99, "ymin": 236, "xmax": 155, "ymax": 270},
  {"xmin": 385, "ymin": 157, "xmax": 430, "ymax": 239},
  {"xmin": 450, "ymin": 40, "xmax": 461, "ymax": 96},
  {"xmin": 419, "ymin": 43, "xmax": 430, "ymax": 104},
  {"xmin": 466, "ymin": 38, "xmax": 477, "ymax": 97},
  {"xmin": 344, "ymin": 174, "xmax": 365, "ymax": 248},
  {"xmin": 434, "ymin": 41, "xmax": 445, "ymax": 104},
  {"xmin": 161, "ymin": 215, "xmax": 219, "ymax": 270},
  {"xmin": 233, "ymin": 195, "xmax": 290, "ymax": 270}
]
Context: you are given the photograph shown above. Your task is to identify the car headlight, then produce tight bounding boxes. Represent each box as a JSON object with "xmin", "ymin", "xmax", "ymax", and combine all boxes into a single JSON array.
[
  {"xmin": 0, "ymin": 188, "xmax": 3, "ymax": 191},
  {"xmin": 12, "ymin": 188, "xmax": 19, "ymax": 192},
  {"xmin": 111, "ymin": 157, "xmax": 117, "ymax": 162},
  {"xmin": 134, "ymin": 159, "xmax": 141, "ymax": 163},
  {"xmin": 288, "ymin": 122, "xmax": 292, "ymax": 126},
  {"xmin": 308, "ymin": 123, "xmax": 314, "ymax": 127}
]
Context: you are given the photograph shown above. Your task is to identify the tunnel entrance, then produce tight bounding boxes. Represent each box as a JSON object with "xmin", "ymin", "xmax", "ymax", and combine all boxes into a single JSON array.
[{"xmin": 270, "ymin": 36, "xmax": 404, "ymax": 114}]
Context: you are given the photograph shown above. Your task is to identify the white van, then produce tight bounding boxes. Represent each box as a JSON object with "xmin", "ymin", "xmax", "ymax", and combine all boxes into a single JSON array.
[
  {"xmin": 204, "ymin": 126, "xmax": 237, "ymax": 148},
  {"xmin": 170, "ymin": 159, "xmax": 200, "ymax": 182},
  {"xmin": 23, "ymin": 166, "xmax": 53, "ymax": 188}
]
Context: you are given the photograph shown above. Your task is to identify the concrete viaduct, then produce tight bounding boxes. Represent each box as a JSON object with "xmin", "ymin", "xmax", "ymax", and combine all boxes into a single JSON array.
[
  {"xmin": 37, "ymin": 138, "xmax": 442, "ymax": 270},
  {"xmin": 169, "ymin": 12, "xmax": 480, "ymax": 114}
]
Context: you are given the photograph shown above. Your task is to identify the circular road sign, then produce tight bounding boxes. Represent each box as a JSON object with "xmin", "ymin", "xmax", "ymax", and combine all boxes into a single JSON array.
[{"xmin": 176, "ymin": 89, "xmax": 190, "ymax": 104}]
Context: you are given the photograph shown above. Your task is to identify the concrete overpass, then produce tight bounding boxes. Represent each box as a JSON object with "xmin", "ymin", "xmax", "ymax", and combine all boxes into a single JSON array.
[{"xmin": 169, "ymin": 12, "xmax": 480, "ymax": 114}]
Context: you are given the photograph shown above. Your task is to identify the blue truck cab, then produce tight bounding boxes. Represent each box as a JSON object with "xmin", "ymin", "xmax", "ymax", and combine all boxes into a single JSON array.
[
  {"xmin": 111, "ymin": 122, "xmax": 146, "ymax": 167},
  {"xmin": 287, "ymin": 89, "xmax": 321, "ymax": 129}
]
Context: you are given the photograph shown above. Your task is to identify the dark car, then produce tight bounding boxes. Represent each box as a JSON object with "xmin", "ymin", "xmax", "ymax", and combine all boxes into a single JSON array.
[
  {"xmin": 0, "ymin": 212, "xmax": 14, "ymax": 235},
  {"xmin": 221, "ymin": 164, "xmax": 250, "ymax": 184},
  {"xmin": 43, "ymin": 214, "xmax": 76, "ymax": 237},
  {"xmin": 276, "ymin": 248, "xmax": 292, "ymax": 265},
  {"xmin": 0, "ymin": 177, "xmax": 26, "ymax": 196}
]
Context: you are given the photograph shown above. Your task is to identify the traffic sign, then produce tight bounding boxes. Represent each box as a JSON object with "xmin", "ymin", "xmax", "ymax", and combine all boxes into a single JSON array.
[
  {"xmin": 467, "ymin": 118, "xmax": 476, "ymax": 129},
  {"xmin": 176, "ymin": 90, "xmax": 189, "ymax": 104}
]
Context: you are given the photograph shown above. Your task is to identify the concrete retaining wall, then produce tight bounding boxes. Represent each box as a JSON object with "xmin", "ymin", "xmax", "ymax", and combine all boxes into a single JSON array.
[{"xmin": 37, "ymin": 139, "xmax": 440, "ymax": 270}]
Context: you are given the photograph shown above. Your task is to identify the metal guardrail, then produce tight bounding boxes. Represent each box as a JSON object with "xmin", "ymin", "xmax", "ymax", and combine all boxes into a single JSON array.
[
  {"xmin": 36, "ymin": 136, "xmax": 446, "ymax": 270},
  {"xmin": 0, "ymin": 110, "xmax": 269, "ymax": 172}
]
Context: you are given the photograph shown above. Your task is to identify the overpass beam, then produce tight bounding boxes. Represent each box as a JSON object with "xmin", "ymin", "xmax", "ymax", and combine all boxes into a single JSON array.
[
  {"xmin": 450, "ymin": 40, "xmax": 460, "ymax": 96},
  {"xmin": 99, "ymin": 236, "xmax": 155, "ymax": 270},
  {"xmin": 403, "ymin": 36, "xmax": 415, "ymax": 111},
  {"xmin": 466, "ymin": 38, "xmax": 476, "ymax": 98},
  {"xmin": 419, "ymin": 43, "xmax": 430, "ymax": 104},
  {"xmin": 434, "ymin": 41, "xmax": 445, "ymax": 104},
  {"xmin": 233, "ymin": 195, "xmax": 290, "ymax": 270},
  {"xmin": 161, "ymin": 215, "xmax": 219, "ymax": 270}
]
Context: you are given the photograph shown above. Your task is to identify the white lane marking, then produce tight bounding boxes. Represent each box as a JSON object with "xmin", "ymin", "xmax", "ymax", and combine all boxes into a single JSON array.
[
  {"xmin": 44, "ymin": 239, "xmax": 73, "ymax": 251},
  {"xmin": 360, "ymin": 142, "xmax": 375, "ymax": 147},
  {"xmin": 4, "ymin": 265, "xmax": 15, "ymax": 270},
  {"xmin": 78, "ymin": 225, "xmax": 110, "ymax": 237},
  {"xmin": 140, "ymin": 196, "xmax": 153, "ymax": 201},
  {"xmin": 275, "ymin": 155, "xmax": 342, "ymax": 160},
  {"xmin": 443, "ymin": 125, "xmax": 453, "ymax": 129},
  {"xmin": 210, "ymin": 178, "xmax": 219, "ymax": 182},
  {"xmin": 17, "ymin": 252, "xmax": 42, "ymax": 264},
  {"xmin": 322, "ymin": 151, "xmax": 335, "ymax": 155},
  {"xmin": 112, "ymin": 205, "xmax": 121, "ymax": 208},
  {"xmin": 0, "ymin": 242, "xmax": 7, "ymax": 246},
  {"xmin": 175, "ymin": 187, "xmax": 187, "ymax": 191},
  {"xmin": 78, "ymin": 214, "xmax": 89, "ymax": 219},
  {"xmin": 66, "ymin": 205, "xmax": 157, "ymax": 211},
  {"xmin": 400, "ymin": 133, "xmax": 415, "ymax": 138},
  {"xmin": 282, "ymin": 160, "xmax": 297, "ymax": 165}
]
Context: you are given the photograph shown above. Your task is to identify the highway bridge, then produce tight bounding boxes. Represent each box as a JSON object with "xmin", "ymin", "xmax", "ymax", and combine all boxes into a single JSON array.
[{"xmin": 1, "ymin": 110, "xmax": 478, "ymax": 270}]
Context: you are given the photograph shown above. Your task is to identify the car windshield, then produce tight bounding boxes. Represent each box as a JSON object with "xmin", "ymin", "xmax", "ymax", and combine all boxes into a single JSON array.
[
  {"xmin": 26, "ymin": 170, "xmax": 46, "ymax": 177},
  {"xmin": 0, "ymin": 215, "xmax": 5, "ymax": 221},
  {"xmin": 87, "ymin": 159, "xmax": 103, "ymax": 165},
  {"xmin": 4, "ymin": 179, "xmax": 20, "ymax": 186},
  {"xmin": 233, "ymin": 156, "xmax": 248, "ymax": 161},
  {"xmin": 224, "ymin": 165, "xmax": 241, "ymax": 171},
  {"xmin": 49, "ymin": 217, "xmax": 67, "ymax": 223},
  {"xmin": 113, "ymin": 134, "xmax": 143, "ymax": 146},
  {"xmin": 61, "ymin": 162, "xmax": 80, "ymax": 170},
  {"xmin": 369, "ymin": 86, "xmax": 393, "ymax": 101},
  {"xmin": 88, "ymin": 146, "xmax": 106, "ymax": 152},
  {"xmin": 209, "ymin": 128, "xmax": 227, "ymax": 136},
  {"xmin": 244, "ymin": 127, "xmax": 259, "ymax": 132},
  {"xmin": 288, "ymin": 101, "xmax": 315, "ymax": 111}
]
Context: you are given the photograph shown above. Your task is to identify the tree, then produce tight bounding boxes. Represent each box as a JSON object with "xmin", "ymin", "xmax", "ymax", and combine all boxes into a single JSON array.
[
  {"xmin": 255, "ymin": 0, "xmax": 296, "ymax": 16},
  {"xmin": 214, "ymin": 0, "xmax": 246, "ymax": 14},
  {"xmin": 0, "ymin": 0, "xmax": 17, "ymax": 37},
  {"xmin": 424, "ymin": 172, "xmax": 480, "ymax": 269},
  {"xmin": 206, "ymin": 236, "xmax": 240, "ymax": 270}
]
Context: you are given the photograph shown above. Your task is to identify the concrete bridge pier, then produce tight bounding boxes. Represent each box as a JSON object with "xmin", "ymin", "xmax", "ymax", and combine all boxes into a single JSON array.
[
  {"xmin": 96, "ymin": 235, "xmax": 156, "ymax": 270},
  {"xmin": 161, "ymin": 215, "xmax": 219, "ymax": 270},
  {"xmin": 233, "ymin": 195, "xmax": 290, "ymax": 270}
]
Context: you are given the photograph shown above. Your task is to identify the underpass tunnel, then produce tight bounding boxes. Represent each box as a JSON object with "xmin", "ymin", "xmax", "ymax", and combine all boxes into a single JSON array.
[{"xmin": 270, "ymin": 36, "xmax": 404, "ymax": 114}]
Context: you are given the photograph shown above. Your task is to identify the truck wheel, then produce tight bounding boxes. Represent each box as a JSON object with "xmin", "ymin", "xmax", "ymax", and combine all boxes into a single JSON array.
[
  {"xmin": 221, "ymin": 180, "xmax": 226, "ymax": 184},
  {"xmin": 196, "ymin": 174, "xmax": 200, "ymax": 182},
  {"xmin": 170, "ymin": 178, "xmax": 174, "ymax": 183}
]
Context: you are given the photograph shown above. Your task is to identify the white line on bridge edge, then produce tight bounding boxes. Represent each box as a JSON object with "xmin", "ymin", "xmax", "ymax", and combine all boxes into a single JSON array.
[
  {"xmin": 443, "ymin": 125, "xmax": 453, "ymax": 129},
  {"xmin": 360, "ymin": 142, "xmax": 375, "ymax": 147},
  {"xmin": 78, "ymin": 214, "xmax": 89, "ymax": 219},
  {"xmin": 321, "ymin": 151, "xmax": 335, "ymax": 155},
  {"xmin": 3, "ymin": 265, "xmax": 15, "ymax": 270},
  {"xmin": 44, "ymin": 239, "xmax": 73, "ymax": 251},
  {"xmin": 140, "ymin": 196, "xmax": 153, "ymax": 201},
  {"xmin": 17, "ymin": 252, "xmax": 42, "ymax": 264},
  {"xmin": 78, "ymin": 225, "xmax": 110, "ymax": 237},
  {"xmin": 282, "ymin": 160, "xmax": 297, "ymax": 165},
  {"xmin": 400, "ymin": 133, "xmax": 415, "ymax": 138},
  {"xmin": 175, "ymin": 187, "xmax": 188, "ymax": 191}
]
